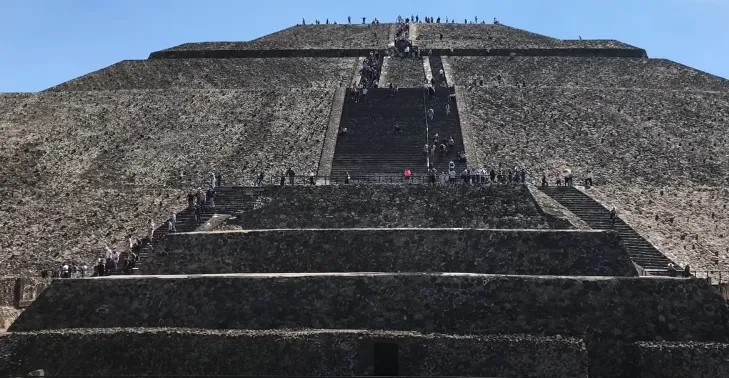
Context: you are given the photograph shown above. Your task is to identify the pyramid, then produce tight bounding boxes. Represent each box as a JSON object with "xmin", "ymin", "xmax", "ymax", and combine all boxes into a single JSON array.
[{"xmin": 2, "ymin": 19, "xmax": 729, "ymax": 377}]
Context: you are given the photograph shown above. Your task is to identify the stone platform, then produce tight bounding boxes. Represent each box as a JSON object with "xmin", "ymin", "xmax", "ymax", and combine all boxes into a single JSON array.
[
  {"xmin": 0, "ymin": 329, "xmax": 588, "ymax": 377},
  {"xmin": 145, "ymin": 228, "xmax": 638, "ymax": 276}
]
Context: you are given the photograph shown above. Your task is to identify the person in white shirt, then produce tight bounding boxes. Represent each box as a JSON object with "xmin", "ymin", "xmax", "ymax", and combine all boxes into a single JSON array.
[{"xmin": 585, "ymin": 170, "xmax": 594, "ymax": 187}]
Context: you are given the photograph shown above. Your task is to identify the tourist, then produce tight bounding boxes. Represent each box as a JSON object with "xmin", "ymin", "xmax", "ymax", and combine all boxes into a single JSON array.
[
  {"xmin": 111, "ymin": 250, "xmax": 120, "ymax": 270},
  {"xmin": 206, "ymin": 186, "xmax": 215, "ymax": 208},
  {"xmin": 194, "ymin": 203, "xmax": 202, "ymax": 222},
  {"xmin": 344, "ymin": 171, "xmax": 351, "ymax": 184},
  {"xmin": 585, "ymin": 170, "xmax": 594, "ymax": 187},
  {"xmin": 362, "ymin": 16, "xmax": 366, "ymax": 24},
  {"xmin": 168, "ymin": 219, "xmax": 176, "ymax": 233},
  {"xmin": 461, "ymin": 168, "xmax": 470, "ymax": 184},
  {"xmin": 186, "ymin": 192, "xmax": 195, "ymax": 209},
  {"xmin": 257, "ymin": 172, "xmax": 265, "ymax": 187},
  {"xmin": 61, "ymin": 264, "xmax": 69, "ymax": 279},
  {"xmin": 279, "ymin": 174, "xmax": 286, "ymax": 186},
  {"xmin": 80, "ymin": 264, "xmax": 87, "ymax": 278},
  {"xmin": 171, "ymin": 212, "xmax": 177, "ymax": 227},
  {"xmin": 286, "ymin": 168, "xmax": 296, "ymax": 185},
  {"xmin": 348, "ymin": 16, "xmax": 351, "ymax": 24},
  {"xmin": 430, "ymin": 143, "xmax": 436, "ymax": 157},
  {"xmin": 668, "ymin": 263, "xmax": 677, "ymax": 277},
  {"xmin": 362, "ymin": 86, "xmax": 368, "ymax": 101},
  {"xmin": 520, "ymin": 169, "xmax": 527, "ymax": 183},
  {"xmin": 542, "ymin": 174, "xmax": 548, "ymax": 187},
  {"xmin": 609, "ymin": 207, "xmax": 617, "ymax": 226},
  {"xmin": 423, "ymin": 143, "xmax": 429, "ymax": 157},
  {"xmin": 684, "ymin": 265, "xmax": 691, "ymax": 277},
  {"xmin": 394, "ymin": 124, "xmax": 402, "ymax": 133},
  {"xmin": 445, "ymin": 102, "xmax": 451, "ymax": 116},
  {"xmin": 428, "ymin": 108, "xmax": 434, "ymax": 121},
  {"xmin": 95, "ymin": 258, "xmax": 105, "ymax": 277},
  {"xmin": 216, "ymin": 172, "xmax": 223, "ymax": 187},
  {"xmin": 210, "ymin": 172, "xmax": 216, "ymax": 188},
  {"xmin": 309, "ymin": 172, "xmax": 316, "ymax": 185}
]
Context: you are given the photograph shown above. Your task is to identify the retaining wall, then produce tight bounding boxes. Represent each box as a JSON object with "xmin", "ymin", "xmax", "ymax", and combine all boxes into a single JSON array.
[
  {"xmin": 145, "ymin": 229, "xmax": 637, "ymax": 276},
  {"xmin": 229, "ymin": 184, "xmax": 560, "ymax": 229},
  {"xmin": 636, "ymin": 341, "xmax": 729, "ymax": 378},
  {"xmin": 0, "ymin": 330, "xmax": 587, "ymax": 378}
]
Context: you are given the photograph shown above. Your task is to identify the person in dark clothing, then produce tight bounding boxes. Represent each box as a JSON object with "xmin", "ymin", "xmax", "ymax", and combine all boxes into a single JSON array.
[
  {"xmin": 609, "ymin": 207, "xmax": 617, "ymax": 226},
  {"xmin": 541, "ymin": 174, "xmax": 548, "ymax": 187},
  {"xmin": 216, "ymin": 173, "xmax": 223, "ymax": 187},
  {"xmin": 490, "ymin": 169, "xmax": 496, "ymax": 183},
  {"xmin": 668, "ymin": 263, "xmax": 677, "ymax": 277},
  {"xmin": 280, "ymin": 175, "xmax": 286, "ymax": 186},
  {"xmin": 257, "ymin": 172, "xmax": 265, "ymax": 186},
  {"xmin": 186, "ymin": 192, "xmax": 195, "ymax": 209},
  {"xmin": 683, "ymin": 265, "xmax": 691, "ymax": 277},
  {"xmin": 194, "ymin": 203, "xmax": 202, "ymax": 222},
  {"xmin": 286, "ymin": 168, "xmax": 296, "ymax": 185},
  {"xmin": 520, "ymin": 170, "xmax": 526, "ymax": 183},
  {"xmin": 95, "ymin": 259, "xmax": 105, "ymax": 277}
]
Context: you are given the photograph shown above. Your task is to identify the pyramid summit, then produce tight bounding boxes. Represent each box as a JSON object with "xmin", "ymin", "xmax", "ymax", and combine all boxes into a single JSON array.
[{"xmin": 2, "ymin": 18, "xmax": 729, "ymax": 377}]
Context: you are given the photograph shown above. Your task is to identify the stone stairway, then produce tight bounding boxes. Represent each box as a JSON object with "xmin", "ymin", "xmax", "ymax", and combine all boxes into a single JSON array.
[
  {"xmin": 131, "ymin": 187, "xmax": 258, "ymax": 272},
  {"xmin": 539, "ymin": 186, "xmax": 677, "ymax": 272},
  {"xmin": 331, "ymin": 87, "xmax": 466, "ymax": 179},
  {"xmin": 429, "ymin": 56, "xmax": 447, "ymax": 86}
]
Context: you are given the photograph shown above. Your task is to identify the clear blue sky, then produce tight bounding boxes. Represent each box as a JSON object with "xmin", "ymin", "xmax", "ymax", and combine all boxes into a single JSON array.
[{"xmin": 1, "ymin": 0, "xmax": 727, "ymax": 92}]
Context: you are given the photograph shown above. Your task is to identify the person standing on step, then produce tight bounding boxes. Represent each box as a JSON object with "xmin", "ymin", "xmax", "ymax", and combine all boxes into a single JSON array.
[
  {"xmin": 430, "ymin": 143, "xmax": 436, "ymax": 157},
  {"xmin": 446, "ymin": 102, "xmax": 451, "ymax": 116},
  {"xmin": 257, "ymin": 172, "xmax": 265, "ymax": 187},
  {"xmin": 168, "ymin": 219, "xmax": 176, "ymax": 233},
  {"xmin": 348, "ymin": 16, "xmax": 351, "ymax": 24},
  {"xmin": 585, "ymin": 170, "xmax": 593, "ymax": 187},
  {"xmin": 520, "ymin": 169, "xmax": 527, "ymax": 184},
  {"xmin": 206, "ymin": 186, "xmax": 216, "ymax": 208},
  {"xmin": 309, "ymin": 172, "xmax": 316, "ymax": 185},
  {"xmin": 171, "ymin": 212, "xmax": 177, "ymax": 228},
  {"xmin": 362, "ymin": 86, "xmax": 368, "ymax": 101},
  {"xmin": 148, "ymin": 219, "xmax": 156, "ymax": 242},
  {"xmin": 428, "ymin": 108, "xmax": 434, "ymax": 121},
  {"xmin": 423, "ymin": 143, "xmax": 429, "ymax": 158},
  {"xmin": 210, "ymin": 172, "xmax": 216, "ymax": 189},
  {"xmin": 345, "ymin": 171, "xmax": 351, "ymax": 184},
  {"xmin": 286, "ymin": 167, "xmax": 296, "ymax": 185},
  {"xmin": 216, "ymin": 172, "xmax": 223, "ymax": 187},
  {"xmin": 609, "ymin": 207, "xmax": 617, "ymax": 226},
  {"xmin": 194, "ymin": 202, "xmax": 202, "ymax": 223},
  {"xmin": 439, "ymin": 68, "xmax": 445, "ymax": 83},
  {"xmin": 280, "ymin": 174, "xmax": 286, "ymax": 186}
]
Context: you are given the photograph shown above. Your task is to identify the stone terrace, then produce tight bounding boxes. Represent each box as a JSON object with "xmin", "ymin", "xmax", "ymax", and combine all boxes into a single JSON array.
[
  {"xmin": 461, "ymin": 87, "xmax": 729, "ymax": 186},
  {"xmin": 384, "ymin": 57, "xmax": 426, "ymax": 87},
  {"xmin": 159, "ymin": 24, "xmax": 392, "ymax": 52},
  {"xmin": 224, "ymin": 185, "xmax": 562, "ymax": 229},
  {"xmin": 145, "ymin": 229, "xmax": 637, "ymax": 276},
  {"xmin": 0, "ymin": 329, "xmax": 588, "ymax": 377},
  {"xmin": 448, "ymin": 57, "xmax": 729, "ymax": 91},
  {"xmin": 0, "ymin": 89, "xmax": 335, "ymax": 275},
  {"xmin": 47, "ymin": 58, "xmax": 358, "ymax": 91}
]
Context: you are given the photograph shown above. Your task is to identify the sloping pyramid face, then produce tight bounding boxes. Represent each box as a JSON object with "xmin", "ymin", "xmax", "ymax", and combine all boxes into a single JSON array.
[{"xmin": 2, "ymin": 18, "xmax": 729, "ymax": 378}]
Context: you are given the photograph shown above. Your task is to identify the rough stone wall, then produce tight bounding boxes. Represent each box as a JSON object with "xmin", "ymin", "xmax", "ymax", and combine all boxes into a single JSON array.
[
  {"xmin": 0, "ymin": 89, "xmax": 334, "ymax": 275},
  {"xmin": 589, "ymin": 185, "xmax": 729, "ymax": 272},
  {"xmin": 0, "ymin": 278, "xmax": 15, "ymax": 307},
  {"xmin": 145, "ymin": 229, "xmax": 637, "ymax": 276},
  {"xmin": 0, "ymin": 329, "xmax": 588, "ymax": 378},
  {"xmin": 460, "ymin": 87, "xmax": 729, "ymax": 186},
  {"xmin": 636, "ymin": 341, "xmax": 729, "ymax": 378},
  {"xmin": 228, "ymin": 184, "xmax": 555, "ymax": 229},
  {"xmin": 447, "ymin": 57, "xmax": 729, "ymax": 91},
  {"xmin": 385, "ymin": 57, "xmax": 426, "ymax": 87},
  {"xmin": 11, "ymin": 274, "xmax": 728, "ymax": 343},
  {"xmin": 163, "ymin": 24, "xmax": 392, "ymax": 51},
  {"xmin": 47, "ymin": 58, "xmax": 357, "ymax": 91}
]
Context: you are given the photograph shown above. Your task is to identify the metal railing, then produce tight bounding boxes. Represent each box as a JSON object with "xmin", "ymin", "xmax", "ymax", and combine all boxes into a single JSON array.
[{"xmin": 251, "ymin": 174, "xmax": 528, "ymax": 186}]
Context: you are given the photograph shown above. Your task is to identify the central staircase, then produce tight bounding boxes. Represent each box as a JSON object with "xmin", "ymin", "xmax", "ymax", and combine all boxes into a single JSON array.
[
  {"xmin": 330, "ymin": 87, "xmax": 466, "ymax": 179},
  {"xmin": 539, "ymin": 186, "xmax": 677, "ymax": 272}
]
